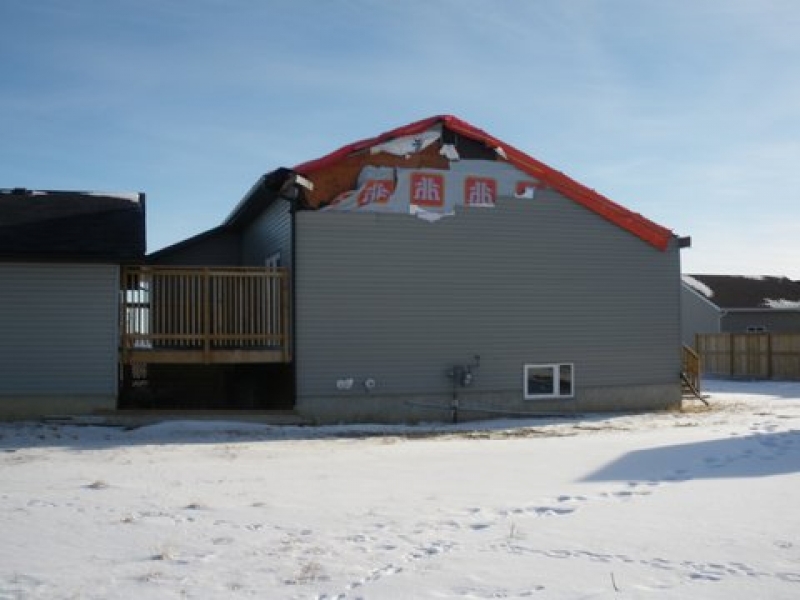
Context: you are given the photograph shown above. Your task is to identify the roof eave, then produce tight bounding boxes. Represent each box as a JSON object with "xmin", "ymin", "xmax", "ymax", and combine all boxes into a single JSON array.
[
  {"xmin": 722, "ymin": 307, "xmax": 800, "ymax": 313},
  {"xmin": 223, "ymin": 167, "xmax": 295, "ymax": 229}
]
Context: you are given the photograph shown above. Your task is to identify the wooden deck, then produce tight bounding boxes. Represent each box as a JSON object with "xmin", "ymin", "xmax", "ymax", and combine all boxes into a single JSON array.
[{"xmin": 120, "ymin": 266, "xmax": 291, "ymax": 365}]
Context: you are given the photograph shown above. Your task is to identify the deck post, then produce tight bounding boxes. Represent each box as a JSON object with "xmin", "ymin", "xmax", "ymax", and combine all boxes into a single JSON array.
[
  {"xmin": 281, "ymin": 270, "xmax": 291, "ymax": 362},
  {"xmin": 203, "ymin": 268, "xmax": 211, "ymax": 364}
]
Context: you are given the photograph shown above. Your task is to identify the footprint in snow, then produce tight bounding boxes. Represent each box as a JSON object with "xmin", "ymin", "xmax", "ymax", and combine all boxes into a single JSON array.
[
  {"xmin": 499, "ymin": 505, "xmax": 575, "ymax": 517},
  {"xmin": 212, "ymin": 537, "xmax": 235, "ymax": 546},
  {"xmin": 530, "ymin": 506, "xmax": 576, "ymax": 516},
  {"xmin": 600, "ymin": 490, "xmax": 652, "ymax": 499},
  {"xmin": 557, "ymin": 494, "xmax": 588, "ymax": 502}
]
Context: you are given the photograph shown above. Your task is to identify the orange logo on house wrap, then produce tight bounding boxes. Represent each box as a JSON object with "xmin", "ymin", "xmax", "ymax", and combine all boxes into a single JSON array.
[
  {"xmin": 410, "ymin": 172, "xmax": 445, "ymax": 207},
  {"xmin": 464, "ymin": 177, "xmax": 497, "ymax": 206},
  {"xmin": 357, "ymin": 180, "xmax": 395, "ymax": 206}
]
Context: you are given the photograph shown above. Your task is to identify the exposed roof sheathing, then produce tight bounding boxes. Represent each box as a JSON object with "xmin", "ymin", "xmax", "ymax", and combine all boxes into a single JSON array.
[
  {"xmin": 293, "ymin": 114, "xmax": 673, "ymax": 251},
  {"xmin": 298, "ymin": 142, "xmax": 449, "ymax": 209}
]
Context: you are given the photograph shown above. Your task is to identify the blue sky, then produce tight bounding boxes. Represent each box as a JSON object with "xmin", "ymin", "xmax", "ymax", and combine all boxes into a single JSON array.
[{"xmin": 2, "ymin": 0, "xmax": 799, "ymax": 277}]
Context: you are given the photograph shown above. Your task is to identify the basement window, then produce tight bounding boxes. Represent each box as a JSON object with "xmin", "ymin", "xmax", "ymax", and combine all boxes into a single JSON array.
[{"xmin": 524, "ymin": 363, "xmax": 574, "ymax": 400}]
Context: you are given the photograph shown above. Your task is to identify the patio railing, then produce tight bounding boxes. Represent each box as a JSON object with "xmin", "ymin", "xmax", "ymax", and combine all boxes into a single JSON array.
[{"xmin": 120, "ymin": 266, "xmax": 290, "ymax": 364}]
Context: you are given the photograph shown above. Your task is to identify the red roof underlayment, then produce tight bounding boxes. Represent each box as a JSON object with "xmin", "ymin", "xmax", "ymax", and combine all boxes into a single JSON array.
[{"xmin": 293, "ymin": 115, "xmax": 673, "ymax": 251}]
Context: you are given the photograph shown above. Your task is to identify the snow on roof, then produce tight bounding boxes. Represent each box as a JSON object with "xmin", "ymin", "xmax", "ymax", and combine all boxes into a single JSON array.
[
  {"xmin": 87, "ymin": 191, "xmax": 142, "ymax": 203},
  {"xmin": 685, "ymin": 274, "xmax": 800, "ymax": 310},
  {"xmin": 763, "ymin": 298, "xmax": 800, "ymax": 309},
  {"xmin": 9, "ymin": 189, "xmax": 142, "ymax": 203},
  {"xmin": 682, "ymin": 274, "xmax": 714, "ymax": 298}
]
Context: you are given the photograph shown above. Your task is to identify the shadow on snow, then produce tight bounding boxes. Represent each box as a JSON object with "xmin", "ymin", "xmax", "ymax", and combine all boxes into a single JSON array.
[{"xmin": 584, "ymin": 431, "xmax": 800, "ymax": 482}]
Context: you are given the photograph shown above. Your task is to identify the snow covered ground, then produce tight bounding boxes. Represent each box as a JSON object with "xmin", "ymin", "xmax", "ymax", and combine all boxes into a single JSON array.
[{"xmin": 1, "ymin": 379, "xmax": 799, "ymax": 599}]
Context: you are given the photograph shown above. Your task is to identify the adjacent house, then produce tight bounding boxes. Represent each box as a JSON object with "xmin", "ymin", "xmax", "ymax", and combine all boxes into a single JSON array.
[
  {"xmin": 0, "ymin": 188, "xmax": 145, "ymax": 419},
  {"xmin": 681, "ymin": 274, "xmax": 800, "ymax": 346},
  {"xmin": 140, "ymin": 115, "xmax": 686, "ymax": 423}
]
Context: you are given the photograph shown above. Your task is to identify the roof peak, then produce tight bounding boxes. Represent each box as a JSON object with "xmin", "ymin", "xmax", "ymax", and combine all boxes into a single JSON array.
[{"xmin": 291, "ymin": 114, "xmax": 674, "ymax": 251}]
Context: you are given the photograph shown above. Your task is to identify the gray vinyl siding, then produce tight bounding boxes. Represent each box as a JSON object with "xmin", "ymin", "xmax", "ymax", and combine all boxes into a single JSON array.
[
  {"xmin": 294, "ymin": 190, "xmax": 681, "ymax": 405},
  {"xmin": 721, "ymin": 310, "xmax": 800, "ymax": 333},
  {"xmin": 242, "ymin": 198, "xmax": 292, "ymax": 268},
  {"xmin": 681, "ymin": 285, "xmax": 721, "ymax": 346},
  {"xmin": 0, "ymin": 263, "xmax": 119, "ymax": 396}
]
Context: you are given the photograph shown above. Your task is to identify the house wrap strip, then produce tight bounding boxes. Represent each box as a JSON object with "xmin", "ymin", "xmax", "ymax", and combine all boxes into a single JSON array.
[{"xmin": 293, "ymin": 115, "xmax": 673, "ymax": 251}]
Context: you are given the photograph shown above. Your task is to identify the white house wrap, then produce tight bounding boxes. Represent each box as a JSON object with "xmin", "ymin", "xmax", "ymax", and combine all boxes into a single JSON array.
[{"xmin": 324, "ymin": 160, "xmax": 540, "ymax": 221}]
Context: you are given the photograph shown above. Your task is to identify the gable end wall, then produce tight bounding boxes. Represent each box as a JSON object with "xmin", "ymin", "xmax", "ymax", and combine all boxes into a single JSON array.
[
  {"xmin": 293, "ymin": 190, "xmax": 681, "ymax": 422},
  {"xmin": 680, "ymin": 285, "xmax": 721, "ymax": 346}
]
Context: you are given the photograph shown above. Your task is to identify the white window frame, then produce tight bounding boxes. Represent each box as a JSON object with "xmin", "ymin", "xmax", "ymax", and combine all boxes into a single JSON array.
[{"xmin": 523, "ymin": 363, "xmax": 574, "ymax": 400}]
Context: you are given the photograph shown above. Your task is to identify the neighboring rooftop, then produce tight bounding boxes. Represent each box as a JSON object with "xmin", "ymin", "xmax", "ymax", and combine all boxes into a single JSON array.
[
  {"xmin": 0, "ymin": 188, "xmax": 146, "ymax": 262},
  {"xmin": 683, "ymin": 274, "xmax": 800, "ymax": 310}
]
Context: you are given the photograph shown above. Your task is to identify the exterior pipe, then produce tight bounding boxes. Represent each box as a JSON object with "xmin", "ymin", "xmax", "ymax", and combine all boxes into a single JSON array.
[{"xmin": 404, "ymin": 400, "xmax": 578, "ymax": 420}]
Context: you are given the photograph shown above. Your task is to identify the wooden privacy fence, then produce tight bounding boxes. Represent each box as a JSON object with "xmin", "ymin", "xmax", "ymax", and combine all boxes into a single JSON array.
[
  {"xmin": 695, "ymin": 333, "xmax": 800, "ymax": 380},
  {"xmin": 121, "ymin": 266, "xmax": 290, "ymax": 364}
]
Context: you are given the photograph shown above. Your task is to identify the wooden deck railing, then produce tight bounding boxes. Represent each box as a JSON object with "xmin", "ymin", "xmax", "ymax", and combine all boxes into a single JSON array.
[{"xmin": 120, "ymin": 266, "xmax": 290, "ymax": 364}]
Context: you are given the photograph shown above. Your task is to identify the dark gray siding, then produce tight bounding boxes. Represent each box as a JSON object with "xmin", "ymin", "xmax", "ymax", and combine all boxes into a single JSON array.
[
  {"xmin": 722, "ymin": 311, "xmax": 800, "ymax": 333},
  {"xmin": 242, "ymin": 199, "xmax": 292, "ymax": 268},
  {"xmin": 150, "ymin": 231, "xmax": 241, "ymax": 266},
  {"xmin": 294, "ymin": 191, "xmax": 681, "ymax": 419},
  {"xmin": 681, "ymin": 284, "xmax": 721, "ymax": 346},
  {"xmin": 0, "ymin": 263, "xmax": 119, "ymax": 416}
]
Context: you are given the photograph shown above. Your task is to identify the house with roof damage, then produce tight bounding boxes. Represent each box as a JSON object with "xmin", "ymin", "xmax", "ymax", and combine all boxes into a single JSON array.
[
  {"xmin": 131, "ymin": 115, "xmax": 688, "ymax": 423},
  {"xmin": 0, "ymin": 188, "xmax": 145, "ymax": 419},
  {"xmin": 682, "ymin": 274, "xmax": 800, "ymax": 346}
]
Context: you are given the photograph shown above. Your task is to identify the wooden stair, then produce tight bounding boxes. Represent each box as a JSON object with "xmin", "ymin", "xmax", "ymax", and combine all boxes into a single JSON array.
[{"xmin": 681, "ymin": 345, "xmax": 709, "ymax": 405}]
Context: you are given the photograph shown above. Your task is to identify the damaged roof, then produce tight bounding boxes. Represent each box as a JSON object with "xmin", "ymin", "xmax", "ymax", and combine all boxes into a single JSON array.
[
  {"xmin": 0, "ymin": 188, "xmax": 146, "ymax": 262},
  {"xmin": 162, "ymin": 114, "xmax": 675, "ymax": 261},
  {"xmin": 292, "ymin": 114, "xmax": 674, "ymax": 250},
  {"xmin": 683, "ymin": 274, "xmax": 800, "ymax": 310}
]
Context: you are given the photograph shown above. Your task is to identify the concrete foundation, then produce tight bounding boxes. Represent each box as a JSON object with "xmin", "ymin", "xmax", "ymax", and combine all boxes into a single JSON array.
[
  {"xmin": 296, "ymin": 383, "xmax": 682, "ymax": 424},
  {"xmin": 0, "ymin": 395, "xmax": 117, "ymax": 420}
]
